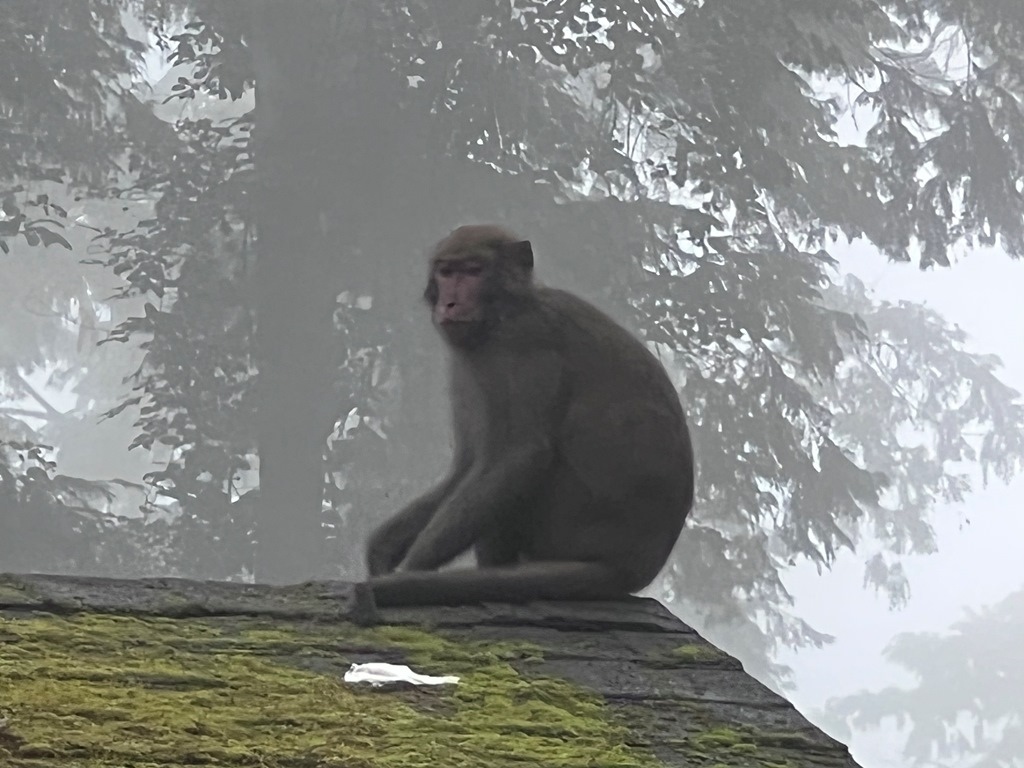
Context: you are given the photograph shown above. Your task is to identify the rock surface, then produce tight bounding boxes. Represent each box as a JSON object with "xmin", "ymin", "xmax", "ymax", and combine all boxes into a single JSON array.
[{"xmin": 0, "ymin": 572, "xmax": 861, "ymax": 767}]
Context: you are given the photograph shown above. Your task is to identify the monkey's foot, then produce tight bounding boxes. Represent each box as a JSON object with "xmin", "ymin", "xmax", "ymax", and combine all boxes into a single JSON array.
[{"xmin": 313, "ymin": 580, "xmax": 380, "ymax": 626}]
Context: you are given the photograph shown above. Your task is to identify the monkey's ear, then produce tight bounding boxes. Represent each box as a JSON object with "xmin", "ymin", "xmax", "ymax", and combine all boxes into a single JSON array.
[{"xmin": 501, "ymin": 240, "xmax": 534, "ymax": 272}]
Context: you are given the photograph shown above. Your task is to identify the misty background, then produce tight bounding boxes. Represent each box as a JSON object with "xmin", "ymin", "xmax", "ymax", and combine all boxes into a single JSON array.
[{"xmin": 2, "ymin": 3, "xmax": 1022, "ymax": 767}]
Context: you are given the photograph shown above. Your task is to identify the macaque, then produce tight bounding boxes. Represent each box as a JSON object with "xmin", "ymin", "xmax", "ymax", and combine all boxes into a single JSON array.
[{"xmin": 364, "ymin": 224, "xmax": 694, "ymax": 606}]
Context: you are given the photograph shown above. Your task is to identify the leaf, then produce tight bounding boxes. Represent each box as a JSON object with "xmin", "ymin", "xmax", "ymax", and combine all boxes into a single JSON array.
[
  {"xmin": 24, "ymin": 466, "xmax": 50, "ymax": 483},
  {"xmin": 26, "ymin": 226, "xmax": 72, "ymax": 250}
]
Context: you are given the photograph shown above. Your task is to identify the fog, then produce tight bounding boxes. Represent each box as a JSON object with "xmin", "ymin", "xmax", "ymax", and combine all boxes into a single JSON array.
[
  {"xmin": 2, "ymin": 4, "xmax": 1023, "ymax": 767},
  {"xmin": 784, "ymin": 243, "xmax": 1024, "ymax": 767}
]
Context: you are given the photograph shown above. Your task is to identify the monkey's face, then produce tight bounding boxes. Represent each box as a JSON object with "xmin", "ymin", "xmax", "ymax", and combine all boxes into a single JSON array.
[
  {"xmin": 424, "ymin": 227, "xmax": 536, "ymax": 349},
  {"xmin": 430, "ymin": 257, "xmax": 490, "ymax": 347}
]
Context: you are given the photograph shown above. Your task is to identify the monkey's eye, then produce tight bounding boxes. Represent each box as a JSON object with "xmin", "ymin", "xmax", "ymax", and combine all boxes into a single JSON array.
[{"xmin": 462, "ymin": 263, "xmax": 484, "ymax": 277}]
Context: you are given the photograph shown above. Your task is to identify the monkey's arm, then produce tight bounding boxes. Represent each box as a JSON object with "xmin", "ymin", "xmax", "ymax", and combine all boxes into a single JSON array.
[
  {"xmin": 366, "ymin": 463, "xmax": 468, "ymax": 576},
  {"xmin": 398, "ymin": 346, "xmax": 563, "ymax": 572},
  {"xmin": 398, "ymin": 443, "xmax": 553, "ymax": 571}
]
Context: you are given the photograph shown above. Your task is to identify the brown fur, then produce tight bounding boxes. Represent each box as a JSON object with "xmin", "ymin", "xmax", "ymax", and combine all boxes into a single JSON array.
[{"xmin": 364, "ymin": 225, "xmax": 694, "ymax": 606}]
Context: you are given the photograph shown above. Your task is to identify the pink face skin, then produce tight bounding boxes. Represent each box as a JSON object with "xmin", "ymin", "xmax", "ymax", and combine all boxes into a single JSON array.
[{"xmin": 433, "ymin": 258, "xmax": 487, "ymax": 327}]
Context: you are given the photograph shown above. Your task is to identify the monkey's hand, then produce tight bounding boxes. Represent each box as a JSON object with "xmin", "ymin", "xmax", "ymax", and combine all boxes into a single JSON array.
[
  {"xmin": 366, "ymin": 523, "xmax": 412, "ymax": 577},
  {"xmin": 366, "ymin": 477, "xmax": 466, "ymax": 576},
  {"xmin": 400, "ymin": 444, "xmax": 554, "ymax": 572}
]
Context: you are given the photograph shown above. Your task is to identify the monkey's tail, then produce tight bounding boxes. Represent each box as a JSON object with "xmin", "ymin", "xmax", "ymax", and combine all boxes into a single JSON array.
[{"xmin": 366, "ymin": 561, "xmax": 629, "ymax": 607}]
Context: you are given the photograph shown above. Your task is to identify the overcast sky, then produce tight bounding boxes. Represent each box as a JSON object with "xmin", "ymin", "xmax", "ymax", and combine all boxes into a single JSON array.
[
  {"xmin": 8, "ymin": 20, "xmax": 1020, "ymax": 768},
  {"xmin": 782, "ymin": 241, "xmax": 1024, "ymax": 767}
]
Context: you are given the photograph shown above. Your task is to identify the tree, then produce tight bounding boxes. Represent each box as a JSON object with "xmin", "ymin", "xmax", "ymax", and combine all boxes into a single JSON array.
[
  {"xmin": 826, "ymin": 587, "xmax": 1024, "ymax": 768},
  {"xmin": 0, "ymin": 0, "xmax": 157, "ymax": 570},
  {"xmin": 2, "ymin": 0, "xmax": 1023, "ymax": 680}
]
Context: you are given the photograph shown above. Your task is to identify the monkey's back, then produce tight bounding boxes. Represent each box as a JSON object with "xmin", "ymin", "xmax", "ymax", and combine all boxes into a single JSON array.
[
  {"xmin": 537, "ymin": 288, "xmax": 692, "ymax": 493},
  {"xmin": 536, "ymin": 287, "xmax": 685, "ymax": 418},
  {"xmin": 519, "ymin": 287, "xmax": 694, "ymax": 583}
]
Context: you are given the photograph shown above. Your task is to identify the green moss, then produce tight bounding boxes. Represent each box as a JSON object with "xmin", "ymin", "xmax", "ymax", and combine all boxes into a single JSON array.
[
  {"xmin": 681, "ymin": 723, "xmax": 823, "ymax": 766},
  {"xmin": 618, "ymin": 698, "xmax": 818, "ymax": 767},
  {"xmin": 685, "ymin": 725, "xmax": 763, "ymax": 762},
  {"xmin": 0, "ymin": 579, "xmax": 35, "ymax": 605},
  {"xmin": 643, "ymin": 642, "xmax": 733, "ymax": 671},
  {"xmin": 668, "ymin": 643, "xmax": 728, "ymax": 664},
  {"xmin": 0, "ymin": 613, "xmax": 659, "ymax": 767},
  {"xmin": 691, "ymin": 726, "xmax": 752, "ymax": 748}
]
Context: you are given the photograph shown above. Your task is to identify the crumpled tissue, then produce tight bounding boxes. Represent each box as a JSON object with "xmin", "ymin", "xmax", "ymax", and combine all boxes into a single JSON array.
[{"xmin": 344, "ymin": 662, "xmax": 460, "ymax": 687}]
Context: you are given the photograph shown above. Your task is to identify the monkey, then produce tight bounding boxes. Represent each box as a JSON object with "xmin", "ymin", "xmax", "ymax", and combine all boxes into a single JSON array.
[{"xmin": 363, "ymin": 224, "xmax": 694, "ymax": 606}]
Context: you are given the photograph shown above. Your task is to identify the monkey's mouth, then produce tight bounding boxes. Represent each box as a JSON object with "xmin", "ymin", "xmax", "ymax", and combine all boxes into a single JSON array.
[{"xmin": 438, "ymin": 316, "xmax": 482, "ymax": 326}]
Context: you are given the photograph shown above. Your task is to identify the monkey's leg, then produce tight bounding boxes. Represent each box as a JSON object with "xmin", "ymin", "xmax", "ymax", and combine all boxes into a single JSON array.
[
  {"xmin": 473, "ymin": 505, "xmax": 532, "ymax": 566},
  {"xmin": 400, "ymin": 446, "xmax": 553, "ymax": 571},
  {"xmin": 473, "ymin": 535, "xmax": 522, "ymax": 567},
  {"xmin": 367, "ymin": 561, "xmax": 628, "ymax": 607},
  {"xmin": 366, "ymin": 477, "xmax": 462, "ymax": 576}
]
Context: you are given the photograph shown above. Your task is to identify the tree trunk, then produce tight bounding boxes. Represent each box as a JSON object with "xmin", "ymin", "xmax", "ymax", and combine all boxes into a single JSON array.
[{"xmin": 249, "ymin": 1, "xmax": 349, "ymax": 583}]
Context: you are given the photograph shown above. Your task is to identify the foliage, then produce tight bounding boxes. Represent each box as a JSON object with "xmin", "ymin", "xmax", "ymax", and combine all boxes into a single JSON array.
[
  {"xmin": 826, "ymin": 587, "xmax": 1024, "ymax": 768},
  {"xmin": 1, "ymin": 0, "xmax": 1024, "ymax": 676},
  {"xmin": 818, "ymin": 276, "xmax": 1024, "ymax": 594},
  {"xmin": 0, "ymin": 0, "xmax": 143, "ymax": 255},
  {"xmin": 0, "ymin": 439, "xmax": 115, "ymax": 571},
  {"xmin": 0, "ymin": 0, "xmax": 145, "ymax": 566}
]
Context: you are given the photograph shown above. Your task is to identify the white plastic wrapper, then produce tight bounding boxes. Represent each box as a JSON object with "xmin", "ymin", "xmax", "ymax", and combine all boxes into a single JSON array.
[{"xmin": 344, "ymin": 662, "xmax": 460, "ymax": 687}]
